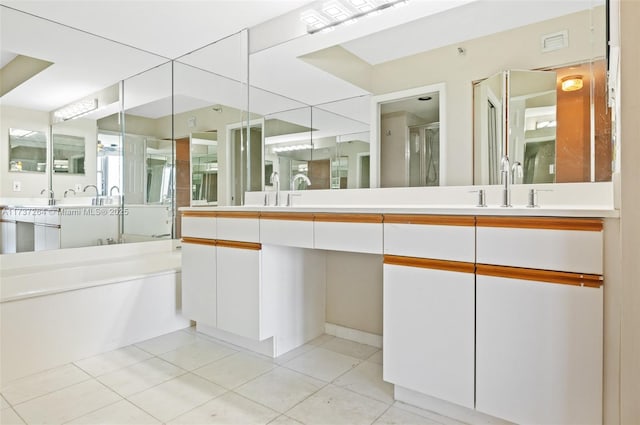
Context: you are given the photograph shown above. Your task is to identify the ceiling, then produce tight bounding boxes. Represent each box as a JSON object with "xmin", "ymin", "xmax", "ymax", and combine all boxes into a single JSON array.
[{"xmin": 0, "ymin": 0, "xmax": 602, "ymax": 128}]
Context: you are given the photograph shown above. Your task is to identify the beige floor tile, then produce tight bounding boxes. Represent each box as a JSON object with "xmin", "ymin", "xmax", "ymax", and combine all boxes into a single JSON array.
[
  {"xmin": 66, "ymin": 400, "xmax": 161, "ymax": 424},
  {"xmin": 273, "ymin": 344, "xmax": 317, "ymax": 366},
  {"xmin": 98, "ymin": 357, "xmax": 185, "ymax": 397},
  {"xmin": 0, "ymin": 364, "xmax": 90, "ymax": 405},
  {"xmin": 393, "ymin": 402, "xmax": 469, "ymax": 425},
  {"xmin": 320, "ymin": 337, "xmax": 380, "ymax": 360},
  {"xmin": 14, "ymin": 380, "xmax": 121, "ymax": 425},
  {"xmin": 286, "ymin": 384, "xmax": 389, "ymax": 425},
  {"xmin": 193, "ymin": 352, "xmax": 275, "ymax": 389},
  {"xmin": 74, "ymin": 345, "xmax": 153, "ymax": 377},
  {"xmin": 160, "ymin": 339, "xmax": 237, "ymax": 371},
  {"xmin": 168, "ymin": 392, "xmax": 279, "ymax": 425},
  {"xmin": 373, "ymin": 406, "xmax": 444, "ymax": 425},
  {"xmin": 268, "ymin": 415, "xmax": 304, "ymax": 425},
  {"xmin": 1, "ymin": 394, "xmax": 11, "ymax": 409},
  {"xmin": 307, "ymin": 334, "xmax": 335, "ymax": 346},
  {"xmin": 333, "ymin": 361, "xmax": 394, "ymax": 404},
  {"xmin": 128, "ymin": 373, "xmax": 226, "ymax": 422},
  {"xmin": 135, "ymin": 330, "xmax": 197, "ymax": 355},
  {"xmin": 0, "ymin": 408, "xmax": 25, "ymax": 425},
  {"xmin": 283, "ymin": 348, "xmax": 360, "ymax": 382},
  {"xmin": 236, "ymin": 367, "xmax": 325, "ymax": 413},
  {"xmin": 367, "ymin": 350, "xmax": 384, "ymax": 365}
]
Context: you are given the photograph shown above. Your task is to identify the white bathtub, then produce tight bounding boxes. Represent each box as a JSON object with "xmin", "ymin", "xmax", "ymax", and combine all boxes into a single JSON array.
[{"xmin": 0, "ymin": 241, "xmax": 190, "ymax": 384}]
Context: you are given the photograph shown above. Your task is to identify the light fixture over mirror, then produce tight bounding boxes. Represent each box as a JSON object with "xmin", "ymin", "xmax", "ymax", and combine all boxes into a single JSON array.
[{"xmin": 302, "ymin": 0, "xmax": 409, "ymax": 34}]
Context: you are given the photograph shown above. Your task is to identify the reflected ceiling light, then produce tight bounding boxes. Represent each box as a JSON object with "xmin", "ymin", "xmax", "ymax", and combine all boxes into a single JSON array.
[
  {"xmin": 53, "ymin": 98, "xmax": 98, "ymax": 121},
  {"xmin": 272, "ymin": 144, "xmax": 313, "ymax": 153},
  {"xmin": 561, "ymin": 75, "xmax": 583, "ymax": 92},
  {"xmin": 9, "ymin": 129, "xmax": 37, "ymax": 138},
  {"xmin": 302, "ymin": 0, "xmax": 409, "ymax": 34}
]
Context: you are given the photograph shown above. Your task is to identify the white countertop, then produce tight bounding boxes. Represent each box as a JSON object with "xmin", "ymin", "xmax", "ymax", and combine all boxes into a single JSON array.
[{"xmin": 181, "ymin": 204, "xmax": 619, "ymax": 218}]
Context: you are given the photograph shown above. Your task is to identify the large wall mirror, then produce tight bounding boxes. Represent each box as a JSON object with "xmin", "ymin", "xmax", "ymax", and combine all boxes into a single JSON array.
[{"xmin": 250, "ymin": 0, "xmax": 609, "ymax": 188}]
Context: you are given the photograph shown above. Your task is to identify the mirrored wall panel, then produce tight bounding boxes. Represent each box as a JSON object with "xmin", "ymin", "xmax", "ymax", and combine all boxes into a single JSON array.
[{"xmin": 8, "ymin": 128, "xmax": 47, "ymax": 173}]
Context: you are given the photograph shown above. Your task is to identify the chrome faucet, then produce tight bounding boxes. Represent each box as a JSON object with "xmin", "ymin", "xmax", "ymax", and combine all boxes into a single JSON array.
[
  {"xmin": 40, "ymin": 189, "xmax": 56, "ymax": 205},
  {"xmin": 109, "ymin": 185, "xmax": 120, "ymax": 196},
  {"xmin": 269, "ymin": 171, "xmax": 280, "ymax": 206},
  {"xmin": 511, "ymin": 161, "xmax": 523, "ymax": 184},
  {"xmin": 64, "ymin": 188, "xmax": 76, "ymax": 198},
  {"xmin": 291, "ymin": 173, "xmax": 311, "ymax": 190},
  {"xmin": 500, "ymin": 155, "xmax": 512, "ymax": 207},
  {"xmin": 83, "ymin": 184, "xmax": 101, "ymax": 205}
]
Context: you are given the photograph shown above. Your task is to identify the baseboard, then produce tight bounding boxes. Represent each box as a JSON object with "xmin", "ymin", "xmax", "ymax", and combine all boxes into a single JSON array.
[{"xmin": 324, "ymin": 322, "xmax": 382, "ymax": 348}]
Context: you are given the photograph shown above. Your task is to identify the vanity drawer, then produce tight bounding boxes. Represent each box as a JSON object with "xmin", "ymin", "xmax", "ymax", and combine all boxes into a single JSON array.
[
  {"xmin": 476, "ymin": 217, "xmax": 603, "ymax": 274},
  {"xmin": 260, "ymin": 213, "xmax": 314, "ymax": 248},
  {"xmin": 182, "ymin": 216, "xmax": 216, "ymax": 239},
  {"xmin": 313, "ymin": 213, "xmax": 383, "ymax": 254},
  {"xmin": 216, "ymin": 212, "xmax": 260, "ymax": 243},
  {"xmin": 384, "ymin": 215, "xmax": 475, "ymax": 262}
]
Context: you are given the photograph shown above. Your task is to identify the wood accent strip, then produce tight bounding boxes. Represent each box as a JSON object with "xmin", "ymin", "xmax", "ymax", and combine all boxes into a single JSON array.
[
  {"xmin": 216, "ymin": 211, "xmax": 261, "ymax": 219},
  {"xmin": 0, "ymin": 219, "xmax": 17, "ymax": 224},
  {"xmin": 476, "ymin": 264, "xmax": 603, "ymax": 288},
  {"xmin": 33, "ymin": 223, "xmax": 61, "ymax": 229},
  {"xmin": 260, "ymin": 212, "xmax": 315, "ymax": 221},
  {"xmin": 181, "ymin": 237, "xmax": 217, "ymax": 246},
  {"xmin": 476, "ymin": 216, "xmax": 603, "ymax": 231},
  {"xmin": 384, "ymin": 255, "xmax": 475, "ymax": 274},
  {"xmin": 384, "ymin": 214, "xmax": 475, "ymax": 226},
  {"xmin": 314, "ymin": 213, "xmax": 383, "ymax": 223},
  {"xmin": 216, "ymin": 240, "xmax": 262, "ymax": 250},
  {"xmin": 181, "ymin": 210, "xmax": 217, "ymax": 218}
]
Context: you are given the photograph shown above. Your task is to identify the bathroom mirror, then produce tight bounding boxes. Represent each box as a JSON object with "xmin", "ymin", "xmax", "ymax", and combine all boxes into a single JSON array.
[
  {"xmin": 251, "ymin": 0, "xmax": 608, "ymax": 187},
  {"xmin": 8, "ymin": 128, "xmax": 47, "ymax": 173},
  {"xmin": 190, "ymin": 132, "xmax": 218, "ymax": 205},
  {"xmin": 52, "ymin": 133, "xmax": 85, "ymax": 174}
]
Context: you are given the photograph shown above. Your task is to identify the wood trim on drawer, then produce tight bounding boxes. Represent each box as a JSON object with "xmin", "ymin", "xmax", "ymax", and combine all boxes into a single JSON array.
[
  {"xmin": 216, "ymin": 240, "xmax": 262, "ymax": 250},
  {"xmin": 476, "ymin": 216, "xmax": 603, "ymax": 231},
  {"xmin": 384, "ymin": 255, "xmax": 475, "ymax": 274},
  {"xmin": 260, "ymin": 212, "xmax": 315, "ymax": 221},
  {"xmin": 476, "ymin": 264, "xmax": 603, "ymax": 288},
  {"xmin": 181, "ymin": 210, "xmax": 217, "ymax": 218},
  {"xmin": 181, "ymin": 237, "xmax": 217, "ymax": 246},
  {"xmin": 313, "ymin": 213, "xmax": 383, "ymax": 223},
  {"xmin": 216, "ymin": 211, "xmax": 261, "ymax": 219},
  {"xmin": 383, "ymin": 214, "xmax": 475, "ymax": 226}
]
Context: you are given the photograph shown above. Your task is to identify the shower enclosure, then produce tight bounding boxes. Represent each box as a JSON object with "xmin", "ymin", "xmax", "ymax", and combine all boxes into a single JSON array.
[{"xmin": 408, "ymin": 123, "xmax": 440, "ymax": 186}]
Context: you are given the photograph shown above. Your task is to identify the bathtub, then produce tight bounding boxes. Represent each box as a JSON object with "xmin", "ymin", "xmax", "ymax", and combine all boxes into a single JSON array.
[{"xmin": 0, "ymin": 240, "xmax": 190, "ymax": 384}]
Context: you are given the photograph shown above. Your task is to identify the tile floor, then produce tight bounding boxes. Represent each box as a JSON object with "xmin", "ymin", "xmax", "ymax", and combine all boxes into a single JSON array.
[{"xmin": 0, "ymin": 329, "xmax": 468, "ymax": 425}]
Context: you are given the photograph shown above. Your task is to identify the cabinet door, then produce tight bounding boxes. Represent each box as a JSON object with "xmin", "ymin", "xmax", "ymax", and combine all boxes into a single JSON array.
[
  {"xmin": 34, "ymin": 224, "xmax": 47, "ymax": 251},
  {"xmin": 476, "ymin": 274, "xmax": 603, "ymax": 425},
  {"xmin": 216, "ymin": 245, "xmax": 262, "ymax": 340},
  {"xmin": 44, "ymin": 226, "xmax": 60, "ymax": 250},
  {"xmin": 181, "ymin": 242, "xmax": 217, "ymax": 326},
  {"xmin": 383, "ymin": 262, "xmax": 475, "ymax": 408}
]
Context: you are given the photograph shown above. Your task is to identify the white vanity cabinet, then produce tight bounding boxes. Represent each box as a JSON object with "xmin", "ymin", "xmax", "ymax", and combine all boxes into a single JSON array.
[
  {"xmin": 1, "ymin": 208, "xmax": 17, "ymax": 254},
  {"xmin": 181, "ymin": 239, "xmax": 217, "ymax": 327},
  {"xmin": 314, "ymin": 213, "xmax": 383, "ymax": 253},
  {"xmin": 475, "ymin": 217, "xmax": 604, "ymax": 425},
  {"xmin": 216, "ymin": 241, "xmax": 269, "ymax": 340},
  {"xmin": 383, "ymin": 215, "xmax": 476, "ymax": 409},
  {"xmin": 260, "ymin": 212, "xmax": 314, "ymax": 248},
  {"xmin": 34, "ymin": 209, "xmax": 60, "ymax": 251}
]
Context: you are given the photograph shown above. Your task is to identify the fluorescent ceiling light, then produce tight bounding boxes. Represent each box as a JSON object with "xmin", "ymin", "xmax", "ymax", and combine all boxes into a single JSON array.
[
  {"xmin": 302, "ymin": 0, "xmax": 409, "ymax": 34},
  {"xmin": 272, "ymin": 144, "xmax": 313, "ymax": 153},
  {"xmin": 9, "ymin": 129, "xmax": 37, "ymax": 137},
  {"xmin": 53, "ymin": 98, "xmax": 98, "ymax": 121}
]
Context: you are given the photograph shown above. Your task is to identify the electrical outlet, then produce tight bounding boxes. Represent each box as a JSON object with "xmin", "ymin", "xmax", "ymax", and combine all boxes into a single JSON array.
[
  {"xmin": 75, "ymin": 184, "xmax": 82, "ymax": 192},
  {"xmin": 12, "ymin": 181, "xmax": 21, "ymax": 192}
]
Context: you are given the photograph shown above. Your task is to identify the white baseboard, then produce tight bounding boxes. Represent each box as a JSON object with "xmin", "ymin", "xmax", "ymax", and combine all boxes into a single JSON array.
[{"xmin": 324, "ymin": 323, "xmax": 382, "ymax": 348}]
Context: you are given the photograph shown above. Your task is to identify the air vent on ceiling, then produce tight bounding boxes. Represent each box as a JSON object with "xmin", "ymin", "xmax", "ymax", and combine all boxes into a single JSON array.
[{"xmin": 541, "ymin": 30, "xmax": 569, "ymax": 52}]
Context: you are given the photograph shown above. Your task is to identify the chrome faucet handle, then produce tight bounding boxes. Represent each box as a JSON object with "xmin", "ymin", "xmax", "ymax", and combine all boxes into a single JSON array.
[
  {"xmin": 526, "ymin": 189, "xmax": 552, "ymax": 208},
  {"xmin": 469, "ymin": 189, "xmax": 487, "ymax": 207},
  {"xmin": 287, "ymin": 192, "xmax": 302, "ymax": 207},
  {"xmin": 64, "ymin": 188, "xmax": 76, "ymax": 198}
]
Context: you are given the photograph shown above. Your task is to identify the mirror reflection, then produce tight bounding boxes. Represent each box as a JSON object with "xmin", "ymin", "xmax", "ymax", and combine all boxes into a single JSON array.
[
  {"xmin": 52, "ymin": 133, "xmax": 85, "ymax": 174},
  {"xmin": 191, "ymin": 132, "xmax": 218, "ymax": 205},
  {"xmin": 8, "ymin": 128, "xmax": 47, "ymax": 173}
]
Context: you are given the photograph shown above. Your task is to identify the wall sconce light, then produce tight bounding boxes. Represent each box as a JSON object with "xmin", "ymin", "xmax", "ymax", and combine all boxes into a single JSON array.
[
  {"xmin": 561, "ymin": 75, "xmax": 583, "ymax": 92},
  {"xmin": 53, "ymin": 98, "xmax": 98, "ymax": 121},
  {"xmin": 302, "ymin": 0, "xmax": 409, "ymax": 34}
]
